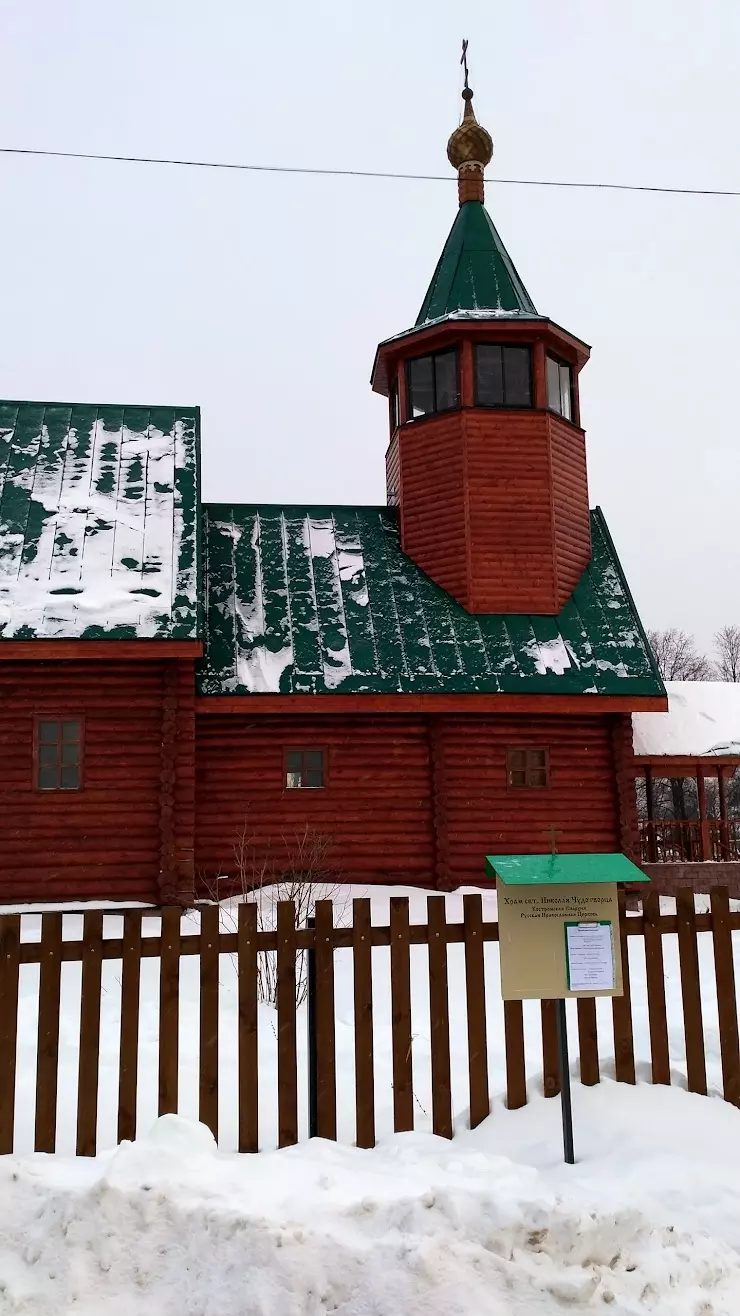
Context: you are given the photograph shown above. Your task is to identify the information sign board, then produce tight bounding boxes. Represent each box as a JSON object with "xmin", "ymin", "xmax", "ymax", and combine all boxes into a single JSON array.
[{"xmin": 497, "ymin": 881, "xmax": 622, "ymax": 1001}]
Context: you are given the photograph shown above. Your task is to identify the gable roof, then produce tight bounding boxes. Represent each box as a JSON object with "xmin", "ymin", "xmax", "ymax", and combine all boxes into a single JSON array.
[
  {"xmin": 0, "ymin": 401, "xmax": 200, "ymax": 640},
  {"xmin": 416, "ymin": 201, "xmax": 538, "ymax": 326},
  {"xmin": 198, "ymin": 504, "xmax": 664, "ymax": 698}
]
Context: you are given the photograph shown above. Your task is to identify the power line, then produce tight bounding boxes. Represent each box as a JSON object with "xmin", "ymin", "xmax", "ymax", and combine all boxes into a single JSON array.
[{"xmin": 0, "ymin": 144, "xmax": 738, "ymax": 196}]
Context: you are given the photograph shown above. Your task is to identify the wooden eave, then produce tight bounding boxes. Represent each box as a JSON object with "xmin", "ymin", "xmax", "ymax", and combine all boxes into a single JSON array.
[
  {"xmin": 0, "ymin": 640, "xmax": 203, "ymax": 660},
  {"xmin": 196, "ymin": 693, "xmax": 668, "ymax": 715},
  {"xmin": 635, "ymin": 753, "xmax": 740, "ymax": 774}
]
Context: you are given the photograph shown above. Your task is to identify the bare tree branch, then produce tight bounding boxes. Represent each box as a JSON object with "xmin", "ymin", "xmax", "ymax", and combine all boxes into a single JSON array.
[
  {"xmin": 714, "ymin": 625, "xmax": 740, "ymax": 682},
  {"xmin": 647, "ymin": 627, "xmax": 713, "ymax": 681}
]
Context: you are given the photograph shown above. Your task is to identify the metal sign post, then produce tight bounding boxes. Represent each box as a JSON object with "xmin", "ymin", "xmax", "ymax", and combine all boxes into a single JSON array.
[{"xmin": 556, "ymin": 998, "xmax": 575, "ymax": 1164}]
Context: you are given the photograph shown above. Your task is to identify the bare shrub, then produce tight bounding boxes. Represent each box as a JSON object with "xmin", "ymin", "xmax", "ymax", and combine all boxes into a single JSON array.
[{"xmin": 205, "ymin": 819, "xmax": 350, "ymax": 1007}]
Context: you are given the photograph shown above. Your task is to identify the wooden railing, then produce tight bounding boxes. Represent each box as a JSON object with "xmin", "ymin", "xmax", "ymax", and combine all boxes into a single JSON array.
[
  {"xmin": 0, "ymin": 891, "xmax": 739, "ymax": 1157},
  {"xmin": 639, "ymin": 818, "xmax": 740, "ymax": 863}
]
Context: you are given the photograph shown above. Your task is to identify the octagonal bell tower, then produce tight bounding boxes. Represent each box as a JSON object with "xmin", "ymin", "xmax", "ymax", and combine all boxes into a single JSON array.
[{"xmin": 371, "ymin": 70, "xmax": 592, "ymax": 616}]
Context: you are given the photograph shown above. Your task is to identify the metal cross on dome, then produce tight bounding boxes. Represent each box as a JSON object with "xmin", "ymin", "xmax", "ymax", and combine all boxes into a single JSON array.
[{"xmin": 460, "ymin": 38, "xmax": 470, "ymax": 90}]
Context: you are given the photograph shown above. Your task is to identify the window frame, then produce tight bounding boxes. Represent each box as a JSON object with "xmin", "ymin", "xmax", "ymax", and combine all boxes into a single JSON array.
[
  {"xmin": 33, "ymin": 714, "xmax": 85, "ymax": 792},
  {"xmin": 473, "ymin": 343, "xmax": 534, "ymax": 410},
  {"xmin": 545, "ymin": 353, "xmax": 575, "ymax": 422},
  {"xmin": 405, "ymin": 347, "xmax": 461, "ymax": 421},
  {"xmin": 283, "ymin": 746, "xmax": 328, "ymax": 792},
  {"xmin": 506, "ymin": 746, "xmax": 550, "ymax": 791},
  {"xmin": 389, "ymin": 376, "xmax": 401, "ymax": 433}
]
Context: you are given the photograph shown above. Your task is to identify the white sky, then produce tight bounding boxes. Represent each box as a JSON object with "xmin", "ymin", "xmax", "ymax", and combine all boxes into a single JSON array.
[{"xmin": 1, "ymin": 0, "xmax": 738, "ymax": 651}]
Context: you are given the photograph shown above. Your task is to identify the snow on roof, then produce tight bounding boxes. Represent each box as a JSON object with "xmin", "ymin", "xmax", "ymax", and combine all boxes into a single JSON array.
[
  {"xmin": 0, "ymin": 402, "xmax": 200, "ymax": 640},
  {"xmin": 633, "ymin": 681, "xmax": 740, "ymax": 757}
]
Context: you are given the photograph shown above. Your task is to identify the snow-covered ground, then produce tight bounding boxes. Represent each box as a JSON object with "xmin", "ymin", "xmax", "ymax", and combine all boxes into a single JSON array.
[
  {"xmin": 2, "ymin": 884, "xmax": 740, "ymax": 1313},
  {"xmin": 2, "ymin": 1084, "xmax": 740, "ymax": 1313}
]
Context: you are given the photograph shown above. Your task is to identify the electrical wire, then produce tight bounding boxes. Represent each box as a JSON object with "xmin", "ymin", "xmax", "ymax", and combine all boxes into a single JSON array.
[{"xmin": 0, "ymin": 145, "xmax": 738, "ymax": 196}]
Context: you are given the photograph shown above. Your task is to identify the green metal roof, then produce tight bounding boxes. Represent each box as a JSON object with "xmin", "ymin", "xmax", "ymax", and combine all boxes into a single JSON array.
[
  {"xmin": 198, "ymin": 504, "xmax": 664, "ymax": 698},
  {"xmin": 485, "ymin": 853, "xmax": 648, "ymax": 886},
  {"xmin": 0, "ymin": 401, "xmax": 200, "ymax": 640},
  {"xmin": 416, "ymin": 201, "xmax": 537, "ymax": 326}
]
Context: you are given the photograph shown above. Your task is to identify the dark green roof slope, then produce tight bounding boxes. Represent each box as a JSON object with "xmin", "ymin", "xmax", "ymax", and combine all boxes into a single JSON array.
[
  {"xmin": 416, "ymin": 201, "xmax": 537, "ymax": 326},
  {"xmin": 198, "ymin": 504, "xmax": 664, "ymax": 698},
  {"xmin": 0, "ymin": 401, "xmax": 200, "ymax": 640}
]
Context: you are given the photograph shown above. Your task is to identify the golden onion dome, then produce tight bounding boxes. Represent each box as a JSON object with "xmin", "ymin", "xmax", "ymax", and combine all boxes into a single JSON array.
[{"xmin": 446, "ymin": 87, "xmax": 493, "ymax": 170}]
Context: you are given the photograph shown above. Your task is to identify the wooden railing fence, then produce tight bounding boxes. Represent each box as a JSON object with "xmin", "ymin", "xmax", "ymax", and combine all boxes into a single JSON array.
[{"xmin": 0, "ymin": 889, "xmax": 739, "ymax": 1158}]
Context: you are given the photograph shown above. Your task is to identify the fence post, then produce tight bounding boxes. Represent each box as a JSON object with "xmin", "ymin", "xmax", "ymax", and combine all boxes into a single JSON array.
[{"xmin": 307, "ymin": 914, "xmax": 318, "ymax": 1139}]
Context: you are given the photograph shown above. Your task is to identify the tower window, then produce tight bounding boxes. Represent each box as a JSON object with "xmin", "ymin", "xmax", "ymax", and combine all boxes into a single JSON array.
[
  {"xmin": 474, "ymin": 344, "xmax": 532, "ymax": 408},
  {"xmin": 546, "ymin": 355, "xmax": 574, "ymax": 421},
  {"xmin": 285, "ymin": 748, "xmax": 326, "ymax": 789},
  {"xmin": 35, "ymin": 717, "xmax": 83, "ymax": 790},
  {"xmin": 406, "ymin": 349, "xmax": 460, "ymax": 419},
  {"xmin": 507, "ymin": 747, "xmax": 549, "ymax": 789}
]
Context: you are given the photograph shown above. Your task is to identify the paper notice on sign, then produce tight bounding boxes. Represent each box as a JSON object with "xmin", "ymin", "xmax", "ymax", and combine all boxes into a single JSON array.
[{"xmin": 565, "ymin": 921, "xmax": 615, "ymax": 992}]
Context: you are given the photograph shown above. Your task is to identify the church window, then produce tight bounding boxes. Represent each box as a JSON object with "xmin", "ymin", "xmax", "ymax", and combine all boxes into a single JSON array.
[
  {"xmin": 546, "ymin": 355, "xmax": 574, "ymax": 421},
  {"xmin": 35, "ymin": 717, "xmax": 83, "ymax": 790},
  {"xmin": 406, "ymin": 349, "xmax": 460, "ymax": 419},
  {"xmin": 507, "ymin": 746, "xmax": 549, "ymax": 789},
  {"xmin": 285, "ymin": 748, "xmax": 326, "ymax": 789},
  {"xmin": 474, "ymin": 344, "xmax": 532, "ymax": 407}
]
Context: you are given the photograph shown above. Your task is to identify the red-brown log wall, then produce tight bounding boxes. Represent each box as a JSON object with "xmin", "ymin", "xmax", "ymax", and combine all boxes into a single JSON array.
[
  {"xmin": 549, "ymin": 415, "xmax": 591, "ymax": 606},
  {"xmin": 465, "ymin": 410, "xmax": 557, "ymax": 613},
  {"xmin": 385, "ymin": 432, "xmax": 400, "ymax": 506},
  {"xmin": 435, "ymin": 713, "xmax": 620, "ymax": 885},
  {"xmin": 398, "ymin": 414, "xmax": 469, "ymax": 605},
  {"xmin": 396, "ymin": 410, "xmax": 592, "ymax": 615},
  {"xmin": 0, "ymin": 659, "xmax": 195, "ymax": 903},
  {"xmin": 195, "ymin": 715, "xmax": 435, "ymax": 886},
  {"xmin": 195, "ymin": 711, "xmax": 622, "ymax": 888}
]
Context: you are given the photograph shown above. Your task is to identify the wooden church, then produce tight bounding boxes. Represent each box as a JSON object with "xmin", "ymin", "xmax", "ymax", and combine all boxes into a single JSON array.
[{"xmin": 0, "ymin": 77, "xmax": 667, "ymax": 905}]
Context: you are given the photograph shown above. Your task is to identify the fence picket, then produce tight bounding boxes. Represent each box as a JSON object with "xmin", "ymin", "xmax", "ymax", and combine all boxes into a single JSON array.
[
  {"xmin": 428, "ymin": 896, "xmax": 453, "ymax": 1139},
  {"xmin": 463, "ymin": 894, "xmax": 489, "ymax": 1129},
  {"xmin": 314, "ymin": 900, "xmax": 337, "ymax": 1140},
  {"xmin": 541, "ymin": 999, "xmax": 560, "ymax": 1097},
  {"xmin": 118, "ymin": 911, "xmax": 143, "ymax": 1143},
  {"xmin": 576, "ymin": 998, "xmax": 599, "ymax": 1086},
  {"xmin": 238, "ymin": 902, "xmax": 259, "ymax": 1152},
  {"xmin": 76, "ymin": 910, "xmax": 104, "ymax": 1156},
  {"xmin": 504, "ymin": 1000, "xmax": 527, "ymax": 1110},
  {"xmin": 676, "ymin": 889, "xmax": 707, "ymax": 1095},
  {"xmin": 277, "ymin": 901, "xmax": 298, "ymax": 1148},
  {"xmin": 352, "ymin": 898, "xmax": 375, "ymax": 1149},
  {"xmin": 390, "ymin": 897, "xmax": 414, "ymax": 1133},
  {"xmin": 199, "ymin": 905, "xmax": 220, "ymax": 1141},
  {"xmin": 710, "ymin": 888, "xmax": 740, "ymax": 1106},
  {"xmin": 35, "ymin": 911, "xmax": 63, "ymax": 1153},
  {"xmin": 612, "ymin": 889, "xmax": 636, "ymax": 1084},
  {"xmin": 158, "ymin": 907, "xmax": 181, "ymax": 1117},
  {"xmin": 643, "ymin": 890, "xmax": 670, "ymax": 1085},
  {"xmin": 0, "ymin": 915, "xmax": 20, "ymax": 1154}
]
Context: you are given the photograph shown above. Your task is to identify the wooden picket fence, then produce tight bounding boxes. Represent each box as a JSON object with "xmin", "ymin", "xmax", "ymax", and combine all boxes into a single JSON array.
[{"xmin": 0, "ymin": 888, "xmax": 739, "ymax": 1157}]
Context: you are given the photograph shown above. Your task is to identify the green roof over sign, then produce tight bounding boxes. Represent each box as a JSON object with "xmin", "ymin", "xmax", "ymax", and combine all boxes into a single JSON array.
[
  {"xmin": 486, "ymin": 853, "xmax": 648, "ymax": 885},
  {"xmin": 416, "ymin": 201, "xmax": 538, "ymax": 326},
  {"xmin": 198, "ymin": 503, "xmax": 664, "ymax": 698},
  {"xmin": 0, "ymin": 401, "xmax": 200, "ymax": 640}
]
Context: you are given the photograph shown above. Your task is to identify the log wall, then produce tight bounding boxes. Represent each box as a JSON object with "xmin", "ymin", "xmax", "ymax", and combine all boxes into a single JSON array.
[
  {"xmin": 549, "ymin": 414, "xmax": 591, "ymax": 606},
  {"xmin": 0, "ymin": 659, "xmax": 195, "ymax": 903},
  {"xmin": 195, "ymin": 711, "xmax": 622, "ymax": 888}
]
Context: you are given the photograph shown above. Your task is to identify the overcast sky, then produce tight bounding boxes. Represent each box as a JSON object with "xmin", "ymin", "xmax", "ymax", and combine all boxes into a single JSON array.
[{"xmin": 1, "ymin": 0, "xmax": 738, "ymax": 650}]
